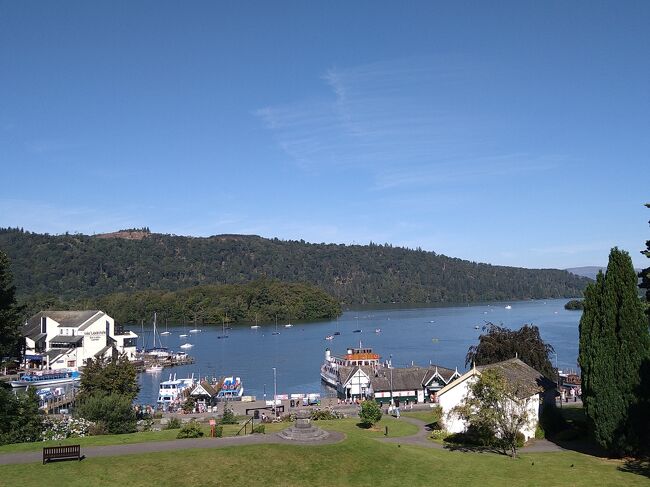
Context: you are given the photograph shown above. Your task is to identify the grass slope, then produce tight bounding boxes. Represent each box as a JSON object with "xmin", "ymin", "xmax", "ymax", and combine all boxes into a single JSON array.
[{"xmin": 0, "ymin": 419, "xmax": 646, "ymax": 487}]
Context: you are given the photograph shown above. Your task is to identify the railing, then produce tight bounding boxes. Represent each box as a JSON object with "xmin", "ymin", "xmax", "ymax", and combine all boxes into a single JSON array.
[{"xmin": 236, "ymin": 417, "xmax": 255, "ymax": 436}]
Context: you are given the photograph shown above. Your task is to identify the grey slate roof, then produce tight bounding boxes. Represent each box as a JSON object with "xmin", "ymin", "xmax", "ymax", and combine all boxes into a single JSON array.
[
  {"xmin": 23, "ymin": 310, "xmax": 105, "ymax": 339},
  {"xmin": 370, "ymin": 367, "xmax": 430, "ymax": 392},
  {"xmin": 49, "ymin": 335, "xmax": 83, "ymax": 344},
  {"xmin": 476, "ymin": 358, "xmax": 556, "ymax": 395}
]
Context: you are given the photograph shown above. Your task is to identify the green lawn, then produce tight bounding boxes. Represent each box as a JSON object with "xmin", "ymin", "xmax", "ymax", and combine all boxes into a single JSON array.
[
  {"xmin": 0, "ymin": 418, "xmax": 647, "ymax": 487},
  {"xmin": 0, "ymin": 416, "xmax": 415, "ymax": 454},
  {"xmin": 402, "ymin": 409, "xmax": 439, "ymax": 424}
]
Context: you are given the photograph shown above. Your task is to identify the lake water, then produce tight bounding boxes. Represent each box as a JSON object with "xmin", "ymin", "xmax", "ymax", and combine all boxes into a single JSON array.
[{"xmin": 136, "ymin": 299, "xmax": 582, "ymax": 405}]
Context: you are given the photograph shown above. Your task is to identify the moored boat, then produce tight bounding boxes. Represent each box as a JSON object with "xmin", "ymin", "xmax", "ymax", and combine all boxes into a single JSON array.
[
  {"xmin": 217, "ymin": 376, "xmax": 244, "ymax": 400},
  {"xmin": 11, "ymin": 370, "xmax": 81, "ymax": 388}
]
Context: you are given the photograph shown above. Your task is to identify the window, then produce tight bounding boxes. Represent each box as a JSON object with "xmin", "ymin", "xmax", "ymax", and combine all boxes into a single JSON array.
[{"xmin": 41, "ymin": 316, "xmax": 46, "ymax": 334}]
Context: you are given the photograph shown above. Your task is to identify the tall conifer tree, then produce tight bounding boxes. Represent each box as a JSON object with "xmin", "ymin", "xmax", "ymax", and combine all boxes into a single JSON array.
[
  {"xmin": 579, "ymin": 248, "xmax": 650, "ymax": 454},
  {"xmin": 0, "ymin": 251, "xmax": 23, "ymax": 361}
]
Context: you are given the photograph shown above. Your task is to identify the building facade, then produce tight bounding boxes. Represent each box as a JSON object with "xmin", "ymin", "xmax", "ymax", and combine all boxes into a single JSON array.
[{"xmin": 23, "ymin": 310, "xmax": 138, "ymax": 371}]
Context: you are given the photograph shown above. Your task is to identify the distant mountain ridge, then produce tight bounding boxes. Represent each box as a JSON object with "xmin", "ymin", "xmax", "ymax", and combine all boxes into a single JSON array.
[
  {"xmin": 0, "ymin": 228, "xmax": 590, "ymax": 305},
  {"xmin": 566, "ymin": 266, "xmax": 642, "ymax": 280}
]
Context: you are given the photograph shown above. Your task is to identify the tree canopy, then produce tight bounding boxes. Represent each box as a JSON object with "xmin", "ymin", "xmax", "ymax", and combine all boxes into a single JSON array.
[
  {"xmin": 0, "ymin": 228, "xmax": 589, "ymax": 306},
  {"xmin": 453, "ymin": 368, "xmax": 535, "ymax": 458},
  {"xmin": 0, "ymin": 251, "xmax": 23, "ymax": 361},
  {"xmin": 78, "ymin": 355, "xmax": 140, "ymax": 402},
  {"xmin": 579, "ymin": 247, "xmax": 650, "ymax": 455},
  {"xmin": 465, "ymin": 323, "xmax": 555, "ymax": 379}
]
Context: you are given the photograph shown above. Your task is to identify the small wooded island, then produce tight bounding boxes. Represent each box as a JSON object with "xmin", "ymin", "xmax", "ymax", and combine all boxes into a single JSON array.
[{"xmin": 564, "ymin": 299, "xmax": 585, "ymax": 310}]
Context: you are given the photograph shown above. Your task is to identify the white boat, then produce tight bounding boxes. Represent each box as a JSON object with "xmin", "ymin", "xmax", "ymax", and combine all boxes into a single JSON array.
[
  {"xmin": 146, "ymin": 364, "xmax": 164, "ymax": 373},
  {"xmin": 146, "ymin": 312, "xmax": 170, "ymax": 358},
  {"xmin": 375, "ymin": 328, "xmax": 381, "ymax": 333},
  {"xmin": 179, "ymin": 334, "xmax": 188, "ymax": 338},
  {"xmin": 250, "ymin": 325, "xmax": 260, "ymax": 329},
  {"xmin": 325, "ymin": 335, "xmax": 334, "ymax": 340},
  {"xmin": 217, "ymin": 376, "xmax": 244, "ymax": 399},
  {"xmin": 189, "ymin": 329, "xmax": 201, "ymax": 333},
  {"xmin": 284, "ymin": 323, "xmax": 293, "ymax": 328},
  {"xmin": 475, "ymin": 325, "xmax": 480, "ymax": 330},
  {"xmin": 157, "ymin": 373, "xmax": 196, "ymax": 408},
  {"xmin": 180, "ymin": 342, "xmax": 194, "ymax": 349},
  {"xmin": 11, "ymin": 370, "xmax": 81, "ymax": 388},
  {"xmin": 160, "ymin": 319, "xmax": 171, "ymax": 336},
  {"xmin": 505, "ymin": 305, "xmax": 512, "ymax": 310},
  {"xmin": 320, "ymin": 344, "xmax": 380, "ymax": 389}
]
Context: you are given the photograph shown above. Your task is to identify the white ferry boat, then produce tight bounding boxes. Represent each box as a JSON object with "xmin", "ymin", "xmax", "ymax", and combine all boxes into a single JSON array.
[
  {"xmin": 11, "ymin": 370, "xmax": 81, "ymax": 388},
  {"xmin": 217, "ymin": 376, "xmax": 244, "ymax": 400},
  {"xmin": 320, "ymin": 345, "xmax": 381, "ymax": 388},
  {"xmin": 157, "ymin": 373, "xmax": 196, "ymax": 409}
]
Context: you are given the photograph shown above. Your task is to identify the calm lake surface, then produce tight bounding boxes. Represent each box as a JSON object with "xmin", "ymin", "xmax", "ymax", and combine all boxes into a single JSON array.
[{"xmin": 136, "ymin": 299, "xmax": 581, "ymax": 405}]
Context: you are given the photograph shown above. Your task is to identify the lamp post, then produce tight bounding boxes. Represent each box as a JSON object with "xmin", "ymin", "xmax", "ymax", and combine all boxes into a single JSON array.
[
  {"xmin": 553, "ymin": 352, "xmax": 562, "ymax": 408},
  {"xmin": 389, "ymin": 354, "xmax": 394, "ymax": 407},
  {"xmin": 272, "ymin": 367, "xmax": 277, "ymax": 416}
]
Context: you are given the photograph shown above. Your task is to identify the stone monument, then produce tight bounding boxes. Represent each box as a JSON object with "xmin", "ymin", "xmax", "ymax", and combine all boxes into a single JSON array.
[{"xmin": 277, "ymin": 409, "xmax": 330, "ymax": 441}]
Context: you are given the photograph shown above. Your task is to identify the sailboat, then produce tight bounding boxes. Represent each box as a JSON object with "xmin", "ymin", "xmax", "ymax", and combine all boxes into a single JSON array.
[
  {"xmin": 250, "ymin": 314, "xmax": 260, "ymax": 329},
  {"xmin": 217, "ymin": 317, "xmax": 229, "ymax": 339},
  {"xmin": 179, "ymin": 318, "xmax": 188, "ymax": 338},
  {"xmin": 160, "ymin": 317, "xmax": 171, "ymax": 336},
  {"xmin": 333, "ymin": 317, "xmax": 340, "ymax": 336},
  {"xmin": 189, "ymin": 318, "xmax": 201, "ymax": 333},
  {"xmin": 147, "ymin": 312, "xmax": 170, "ymax": 358},
  {"xmin": 271, "ymin": 316, "xmax": 280, "ymax": 335}
]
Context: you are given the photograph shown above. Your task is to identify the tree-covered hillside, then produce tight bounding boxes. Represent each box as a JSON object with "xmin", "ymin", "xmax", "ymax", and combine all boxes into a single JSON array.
[
  {"xmin": 0, "ymin": 228, "xmax": 589, "ymax": 305},
  {"xmin": 24, "ymin": 279, "xmax": 341, "ymax": 325}
]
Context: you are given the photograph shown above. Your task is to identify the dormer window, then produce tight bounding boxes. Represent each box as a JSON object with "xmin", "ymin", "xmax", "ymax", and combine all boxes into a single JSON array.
[{"xmin": 40, "ymin": 316, "xmax": 46, "ymax": 334}]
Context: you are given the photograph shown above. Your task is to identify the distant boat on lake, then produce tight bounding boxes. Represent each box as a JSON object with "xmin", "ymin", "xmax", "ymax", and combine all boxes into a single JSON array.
[{"xmin": 505, "ymin": 305, "xmax": 512, "ymax": 310}]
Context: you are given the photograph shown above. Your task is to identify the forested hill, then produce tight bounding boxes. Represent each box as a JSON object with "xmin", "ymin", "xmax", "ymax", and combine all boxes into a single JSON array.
[{"xmin": 0, "ymin": 228, "xmax": 589, "ymax": 304}]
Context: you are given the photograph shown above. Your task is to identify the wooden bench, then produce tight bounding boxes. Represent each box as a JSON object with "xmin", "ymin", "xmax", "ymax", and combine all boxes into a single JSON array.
[{"xmin": 43, "ymin": 445, "xmax": 81, "ymax": 464}]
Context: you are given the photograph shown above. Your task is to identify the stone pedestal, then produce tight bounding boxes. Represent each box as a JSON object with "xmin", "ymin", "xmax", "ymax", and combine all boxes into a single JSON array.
[{"xmin": 277, "ymin": 409, "xmax": 330, "ymax": 441}]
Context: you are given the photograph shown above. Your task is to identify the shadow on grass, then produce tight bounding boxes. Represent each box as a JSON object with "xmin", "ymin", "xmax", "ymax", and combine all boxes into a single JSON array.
[
  {"xmin": 355, "ymin": 422, "xmax": 372, "ymax": 429},
  {"xmin": 442, "ymin": 443, "xmax": 505, "ymax": 455},
  {"xmin": 618, "ymin": 458, "xmax": 650, "ymax": 479}
]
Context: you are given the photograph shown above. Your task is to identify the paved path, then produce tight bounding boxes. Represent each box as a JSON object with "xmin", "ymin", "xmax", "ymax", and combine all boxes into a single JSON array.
[
  {"xmin": 0, "ymin": 430, "xmax": 346, "ymax": 466},
  {"xmin": 379, "ymin": 416, "xmax": 564, "ymax": 453}
]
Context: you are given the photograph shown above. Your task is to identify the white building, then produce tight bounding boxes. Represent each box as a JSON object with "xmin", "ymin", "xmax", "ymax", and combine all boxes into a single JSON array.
[
  {"xmin": 22, "ymin": 310, "xmax": 138, "ymax": 371},
  {"xmin": 437, "ymin": 358, "xmax": 556, "ymax": 441}
]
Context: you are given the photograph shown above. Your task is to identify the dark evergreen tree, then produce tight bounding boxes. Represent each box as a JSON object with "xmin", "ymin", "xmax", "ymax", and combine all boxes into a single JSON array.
[
  {"xmin": 0, "ymin": 251, "xmax": 23, "ymax": 361},
  {"xmin": 466, "ymin": 323, "xmax": 555, "ymax": 379},
  {"xmin": 579, "ymin": 248, "xmax": 650, "ymax": 455}
]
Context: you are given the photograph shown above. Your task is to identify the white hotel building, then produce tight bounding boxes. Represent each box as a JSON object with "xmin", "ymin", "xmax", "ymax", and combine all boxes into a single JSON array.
[{"xmin": 22, "ymin": 310, "xmax": 138, "ymax": 371}]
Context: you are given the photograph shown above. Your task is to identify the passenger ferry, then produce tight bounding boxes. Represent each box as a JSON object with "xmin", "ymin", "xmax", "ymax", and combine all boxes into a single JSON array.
[
  {"xmin": 157, "ymin": 373, "xmax": 196, "ymax": 409},
  {"xmin": 217, "ymin": 376, "xmax": 244, "ymax": 400},
  {"xmin": 320, "ymin": 345, "xmax": 381, "ymax": 388},
  {"xmin": 11, "ymin": 370, "xmax": 81, "ymax": 388}
]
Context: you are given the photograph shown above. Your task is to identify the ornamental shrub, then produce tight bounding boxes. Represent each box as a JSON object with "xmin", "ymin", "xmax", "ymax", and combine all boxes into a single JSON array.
[
  {"xmin": 165, "ymin": 417, "xmax": 182, "ymax": 430},
  {"xmin": 359, "ymin": 400, "xmax": 382, "ymax": 427},
  {"xmin": 176, "ymin": 420, "xmax": 204, "ymax": 439},
  {"xmin": 220, "ymin": 407, "xmax": 238, "ymax": 425},
  {"xmin": 252, "ymin": 424, "xmax": 265, "ymax": 434},
  {"xmin": 75, "ymin": 393, "xmax": 136, "ymax": 434}
]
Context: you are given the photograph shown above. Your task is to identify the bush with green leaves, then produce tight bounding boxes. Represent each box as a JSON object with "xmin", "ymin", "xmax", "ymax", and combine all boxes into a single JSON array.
[
  {"xmin": 176, "ymin": 420, "xmax": 204, "ymax": 439},
  {"xmin": 359, "ymin": 400, "xmax": 382, "ymax": 427},
  {"xmin": 75, "ymin": 393, "xmax": 136, "ymax": 434},
  {"xmin": 430, "ymin": 429, "xmax": 450, "ymax": 441},
  {"xmin": 310, "ymin": 408, "xmax": 344, "ymax": 421},
  {"xmin": 0, "ymin": 387, "xmax": 43, "ymax": 445},
  {"xmin": 214, "ymin": 425, "xmax": 223, "ymax": 438},
  {"xmin": 220, "ymin": 407, "xmax": 238, "ymax": 425},
  {"xmin": 165, "ymin": 417, "xmax": 182, "ymax": 430},
  {"xmin": 252, "ymin": 424, "xmax": 265, "ymax": 434}
]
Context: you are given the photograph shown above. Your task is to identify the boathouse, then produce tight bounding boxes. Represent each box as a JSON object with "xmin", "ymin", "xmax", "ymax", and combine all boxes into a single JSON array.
[
  {"xmin": 370, "ymin": 365, "xmax": 461, "ymax": 405},
  {"xmin": 437, "ymin": 358, "xmax": 556, "ymax": 441},
  {"xmin": 22, "ymin": 310, "xmax": 138, "ymax": 370},
  {"xmin": 189, "ymin": 381, "xmax": 219, "ymax": 408}
]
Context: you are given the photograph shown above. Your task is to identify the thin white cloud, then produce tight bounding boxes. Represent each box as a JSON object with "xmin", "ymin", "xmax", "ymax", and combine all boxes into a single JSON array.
[{"xmin": 256, "ymin": 57, "xmax": 559, "ymax": 187}]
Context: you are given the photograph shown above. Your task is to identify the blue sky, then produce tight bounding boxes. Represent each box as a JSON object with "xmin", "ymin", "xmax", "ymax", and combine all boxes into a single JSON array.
[{"xmin": 1, "ymin": 1, "xmax": 648, "ymax": 269}]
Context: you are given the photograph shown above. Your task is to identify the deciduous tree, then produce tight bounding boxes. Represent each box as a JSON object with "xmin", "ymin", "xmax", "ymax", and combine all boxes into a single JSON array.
[{"xmin": 453, "ymin": 369, "xmax": 535, "ymax": 458}]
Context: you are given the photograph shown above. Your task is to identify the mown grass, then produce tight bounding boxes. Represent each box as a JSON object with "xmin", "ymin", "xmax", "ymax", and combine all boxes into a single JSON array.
[
  {"xmin": 1, "ymin": 417, "xmax": 646, "ymax": 487},
  {"xmin": 0, "ymin": 416, "xmax": 415, "ymax": 454}
]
